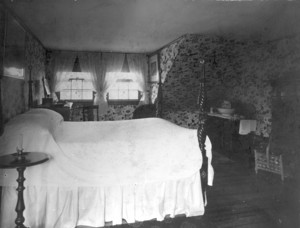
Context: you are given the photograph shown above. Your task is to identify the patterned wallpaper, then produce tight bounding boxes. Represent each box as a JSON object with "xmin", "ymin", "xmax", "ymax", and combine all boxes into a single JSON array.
[
  {"xmin": 160, "ymin": 36, "xmax": 185, "ymax": 83},
  {"xmin": 0, "ymin": 9, "xmax": 46, "ymax": 123},
  {"xmin": 0, "ymin": 8, "xmax": 27, "ymax": 122},
  {"xmin": 71, "ymin": 104, "xmax": 136, "ymax": 121},
  {"xmin": 150, "ymin": 36, "xmax": 185, "ymax": 104},
  {"xmin": 0, "ymin": 7, "xmax": 5, "ymax": 134},
  {"xmin": 100, "ymin": 105, "xmax": 136, "ymax": 121},
  {"xmin": 1, "ymin": 77, "xmax": 25, "ymax": 122},
  {"xmin": 153, "ymin": 34, "xmax": 300, "ymax": 137},
  {"xmin": 25, "ymin": 34, "xmax": 47, "ymax": 107}
]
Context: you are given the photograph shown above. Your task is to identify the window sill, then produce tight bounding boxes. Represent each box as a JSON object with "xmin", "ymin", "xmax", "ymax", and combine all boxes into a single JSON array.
[
  {"xmin": 107, "ymin": 99, "xmax": 140, "ymax": 106},
  {"xmin": 59, "ymin": 99, "xmax": 94, "ymax": 103}
]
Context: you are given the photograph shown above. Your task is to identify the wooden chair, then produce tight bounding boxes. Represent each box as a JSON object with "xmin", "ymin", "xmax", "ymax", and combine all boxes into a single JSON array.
[{"xmin": 82, "ymin": 105, "xmax": 99, "ymax": 121}]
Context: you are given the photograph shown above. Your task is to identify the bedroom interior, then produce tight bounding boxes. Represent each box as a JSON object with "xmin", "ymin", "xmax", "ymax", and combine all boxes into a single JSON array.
[{"xmin": 0, "ymin": 0, "xmax": 299, "ymax": 227}]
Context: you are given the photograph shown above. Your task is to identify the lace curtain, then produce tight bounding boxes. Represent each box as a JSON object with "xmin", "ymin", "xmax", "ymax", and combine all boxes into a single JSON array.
[
  {"xmin": 50, "ymin": 51, "xmax": 148, "ymax": 114},
  {"xmin": 101, "ymin": 53, "xmax": 125, "ymax": 112},
  {"xmin": 78, "ymin": 52, "xmax": 125, "ymax": 114},
  {"xmin": 127, "ymin": 54, "xmax": 148, "ymax": 104},
  {"xmin": 51, "ymin": 51, "xmax": 77, "ymax": 94},
  {"xmin": 102, "ymin": 52, "xmax": 124, "ymax": 91},
  {"xmin": 78, "ymin": 52, "xmax": 108, "ymax": 114}
]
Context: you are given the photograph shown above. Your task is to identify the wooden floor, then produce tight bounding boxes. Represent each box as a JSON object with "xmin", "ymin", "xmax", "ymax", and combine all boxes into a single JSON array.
[
  {"xmin": 78, "ymin": 151, "xmax": 300, "ymax": 228},
  {"xmin": 202, "ymin": 151, "xmax": 300, "ymax": 228}
]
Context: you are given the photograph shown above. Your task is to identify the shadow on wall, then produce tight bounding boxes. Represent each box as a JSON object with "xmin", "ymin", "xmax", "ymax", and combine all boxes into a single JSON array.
[{"xmin": 231, "ymin": 101, "xmax": 256, "ymax": 119}]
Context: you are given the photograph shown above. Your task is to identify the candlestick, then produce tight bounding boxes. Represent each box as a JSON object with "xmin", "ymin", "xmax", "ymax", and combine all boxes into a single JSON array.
[
  {"xmin": 17, "ymin": 134, "xmax": 23, "ymax": 151},
  {"xmin": 16, "ymin": 134, "xmax": 25, "ymax": 162}
]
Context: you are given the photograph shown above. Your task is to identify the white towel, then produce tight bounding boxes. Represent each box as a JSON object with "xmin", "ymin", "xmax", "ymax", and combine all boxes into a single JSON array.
[
  {"xmin": 205, "ymin": 136, "xmax": 214, "ymax": 187},
  {"xmin": 239, "ymin": 120, "xmax": 257, "ymax": 135}
]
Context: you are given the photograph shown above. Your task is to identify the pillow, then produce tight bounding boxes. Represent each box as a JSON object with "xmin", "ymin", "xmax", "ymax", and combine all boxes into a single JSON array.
[
  {"xmin": 6, "ymin": 108, "xmax": 64, "ymax": 136},
  {"xmin": 0, "ymin": 108, "xmax": 63, "ymax": 155}
]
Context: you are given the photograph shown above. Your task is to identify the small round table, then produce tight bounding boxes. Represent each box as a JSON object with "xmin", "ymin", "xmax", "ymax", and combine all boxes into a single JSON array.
[{"xmin": 0, "ymin": 152, "xmax": 49, "ymax": 228}]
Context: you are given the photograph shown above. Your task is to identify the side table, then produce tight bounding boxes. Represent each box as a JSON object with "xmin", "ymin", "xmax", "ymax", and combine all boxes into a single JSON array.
[{"xmin": 0, "ymin": 152, "xmax": 49, "ymax": 228}]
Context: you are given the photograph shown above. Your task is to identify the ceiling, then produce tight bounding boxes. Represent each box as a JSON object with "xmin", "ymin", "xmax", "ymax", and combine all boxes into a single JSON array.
[{"xmin": 3, "ymin": 0, "xmax": 300, "ymax": 53}]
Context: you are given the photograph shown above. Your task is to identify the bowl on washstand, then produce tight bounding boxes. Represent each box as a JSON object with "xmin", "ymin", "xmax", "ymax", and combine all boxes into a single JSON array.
[{"xmin": 217, "ymin": 108, "xmax": 235, "ymax": 116}]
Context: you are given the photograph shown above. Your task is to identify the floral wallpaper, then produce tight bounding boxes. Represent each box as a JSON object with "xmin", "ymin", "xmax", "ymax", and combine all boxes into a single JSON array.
[
  {"xmin": 70, "ymin": 104, "xmax": 136, "ymax": 121},
  {"xmin": 153, "ymin": 33, "xmax": 300, "ymax": 138},
  {"xmin": 0, "ymin": 10, "xmax": 46, "ymax": 123},
  {"xmin": 1, "ymin": 77, "xmax": 25, "ymax": 122},
  {"xmin": 160, "ymin": 36, "xmax": 185, "ymax": 83},
  {"xmin": 150, "ymin": 36, "xmax": 184, "ymax": 104},
  {"xmin": 0, "ymin": 7, "xmax": 5, "ymax": 135},
  {"xmin": 0, "ymin": 8, "xmax": 27, "ymax": 122},
  {"xmin": 25, "ymin": 34, "xmax": 47, "ymax": 107}
]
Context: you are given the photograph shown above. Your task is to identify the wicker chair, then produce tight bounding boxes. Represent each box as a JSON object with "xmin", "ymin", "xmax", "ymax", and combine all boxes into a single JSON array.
[{"xmin": 254, "ymin": 136, "xmax": 284, "ymax": 181}]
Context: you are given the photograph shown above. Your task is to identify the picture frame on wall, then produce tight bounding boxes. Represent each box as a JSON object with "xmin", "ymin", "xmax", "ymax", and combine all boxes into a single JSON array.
[
  {"xmin": 3, "ymin": 11, "xmax": 26, "ymax": 79},
  {"xmin": 149, "ymin": 54, "xmax": 159, "ymax": 83}
]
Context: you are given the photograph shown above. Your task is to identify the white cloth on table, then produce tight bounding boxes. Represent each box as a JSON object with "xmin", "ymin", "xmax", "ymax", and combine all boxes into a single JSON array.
[
  {"xmin": 205, "ymin": 136, "xmax": 214, "ymax": 186},
  {"xmin": 239, "ymin": 119, "xmax": 257, "ymax": 135}
]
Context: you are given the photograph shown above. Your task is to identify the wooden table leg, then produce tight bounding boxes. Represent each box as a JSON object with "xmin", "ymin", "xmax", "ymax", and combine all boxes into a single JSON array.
[{"xmin": 15, "ymin": 167, "xmax": 26, "ymax": 228}]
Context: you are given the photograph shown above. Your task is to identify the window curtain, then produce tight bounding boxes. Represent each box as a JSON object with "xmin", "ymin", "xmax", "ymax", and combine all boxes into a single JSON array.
[
  {"xmin": 78, "ymin": 52, "xmax": 125, "ymax": 114},
  {"xmin": 127, "ymin": 54, "xmax": 148, "ymax": 104},
  {"xmin": 78, "ymin": 52, "xmax": 107, "ymax": 114},
  {"xmin": 101, "ymin": 53, "xmax": 125, "ymax": 109},
  {"xmin": 103, "ymin": 52, "xmax": 125, "ymax": 92},
  {"xmin": 50, "ymin": 51, "xmax": 77, "ymax": 94}
]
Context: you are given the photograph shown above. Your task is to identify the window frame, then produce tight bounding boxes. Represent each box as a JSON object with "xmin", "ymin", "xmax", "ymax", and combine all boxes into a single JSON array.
[
  {"xmin": 56, "ymin": 72, "xmax": 95, "ymax": 103},
  {"xmin": 106, "ymin": 73, "xmax": 143, "ymax": 106}
]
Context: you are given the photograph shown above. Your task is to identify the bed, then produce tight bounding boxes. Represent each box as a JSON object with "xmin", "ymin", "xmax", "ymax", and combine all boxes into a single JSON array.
[{"xmin": 0, "ymin": 108, "xmax": 213, "ymax": 228}]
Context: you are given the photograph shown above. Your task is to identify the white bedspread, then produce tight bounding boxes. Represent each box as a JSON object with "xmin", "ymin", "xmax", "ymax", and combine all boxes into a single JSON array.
[{"xmin": 0, "ymin": 109, "xmax": 213, "ymax": 228}]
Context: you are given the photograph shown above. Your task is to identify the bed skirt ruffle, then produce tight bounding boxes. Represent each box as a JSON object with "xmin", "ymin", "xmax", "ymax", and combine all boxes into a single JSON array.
[{"xmin": 0, "ymin": 171, "xmax": 204, "ymax": 228}]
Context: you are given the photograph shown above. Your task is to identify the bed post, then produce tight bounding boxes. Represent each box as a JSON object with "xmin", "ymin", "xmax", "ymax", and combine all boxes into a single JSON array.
[
  {"xmin": 28, "ymin": 65, "xmax": 33, "ymax": 109},
  {"xmin": 197, "ymin": 59, "xmax": 208, "ymax": 201},
  {"xmin": 0, "ymin": 78, "xmax": 4, "ymax": 136},
  {"xmin": 156, "ymin": 80, "xmax": 162, "ymax": 118},
  {"xmin": 156, "ymin": 54, "xmax": 162, "ymax": 118}
]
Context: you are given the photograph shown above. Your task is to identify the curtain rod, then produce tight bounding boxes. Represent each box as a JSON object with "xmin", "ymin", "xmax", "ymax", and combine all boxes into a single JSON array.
[{"xmin": 47, "ymin": 48, "xmax": 149, "ymax": 55}]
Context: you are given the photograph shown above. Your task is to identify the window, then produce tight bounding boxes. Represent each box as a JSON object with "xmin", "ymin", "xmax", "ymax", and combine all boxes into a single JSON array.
[
  {"xmin": 106, "ymin": 72, "xmax": 142, "ymax": 105},
  {"xmin": 57, "ymin": 72, "xmax": 95, "ymax": 101}
]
